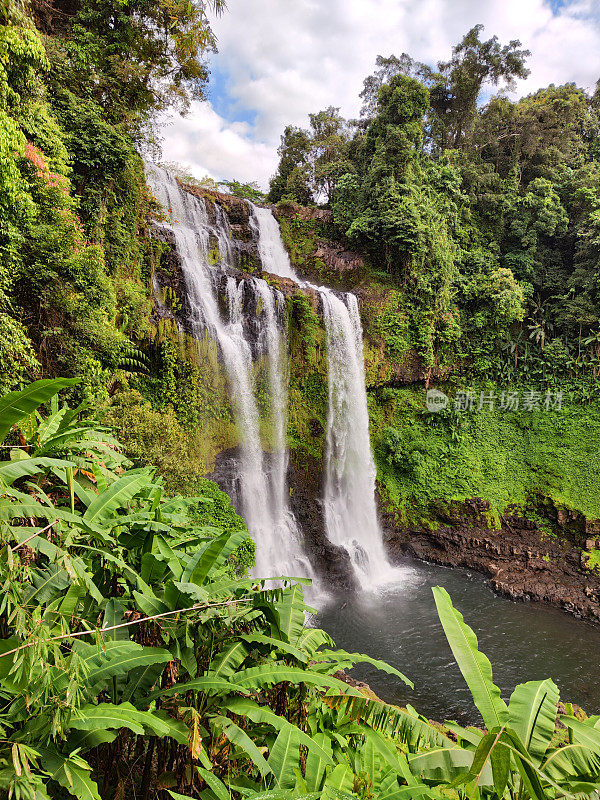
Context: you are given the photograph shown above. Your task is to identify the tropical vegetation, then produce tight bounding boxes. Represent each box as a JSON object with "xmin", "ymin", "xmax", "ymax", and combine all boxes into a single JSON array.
[
  {"xmin": 2, "ymin": 0, "xmax": 600, "ymax": 796},
  {"xmin": 269, "ymin": 26, "xmax": 600, "ymax": 384},
  {"xmin": 0, "ymin": 378, "xmax": 599, "ymax": 799}
]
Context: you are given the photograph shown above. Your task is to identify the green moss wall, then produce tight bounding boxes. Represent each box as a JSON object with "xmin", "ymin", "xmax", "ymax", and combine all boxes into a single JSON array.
[{"xmin": 369, "ymin": 385, "xmax": 600, "ymax": 528}]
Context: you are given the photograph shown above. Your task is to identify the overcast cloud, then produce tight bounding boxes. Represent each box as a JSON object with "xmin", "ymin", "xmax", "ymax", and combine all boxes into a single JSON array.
[{"xmin": 158, "ymin": 0, "xmax": 600, "ymax": 190}]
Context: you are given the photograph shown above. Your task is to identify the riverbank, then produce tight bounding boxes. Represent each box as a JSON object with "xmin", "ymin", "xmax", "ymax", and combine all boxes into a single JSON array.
[{"xmin": 384, "ymin": 500, "xmax": 600, "ymax": 623}]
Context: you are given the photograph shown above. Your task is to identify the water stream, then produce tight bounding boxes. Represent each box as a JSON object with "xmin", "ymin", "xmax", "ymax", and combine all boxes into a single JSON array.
[
  {"xmin": 320, "ymin": 289, "xmax": 397, "ymax": 588},
  {"xmin": 248, "ymin": 202, "xmax": 301, "ymax": 281},
  {"xmin": 248, "ymin": 202, "xmax": 394, "ymax": 589}
]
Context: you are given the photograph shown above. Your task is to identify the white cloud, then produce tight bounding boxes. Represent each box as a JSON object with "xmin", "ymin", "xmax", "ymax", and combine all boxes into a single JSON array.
[
  {"xmin": 158, "ymin": 102, "xmax": 276, "ymax": 186},
  {"xmin": 159, "ymin": 0, "xmax": 600, "ymax": 189}
]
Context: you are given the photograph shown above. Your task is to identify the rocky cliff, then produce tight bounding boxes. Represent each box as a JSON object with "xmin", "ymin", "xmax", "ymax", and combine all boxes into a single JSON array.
[{"xmin": 144, "ymin": 184, "xmax": 600, "ymax": 610}]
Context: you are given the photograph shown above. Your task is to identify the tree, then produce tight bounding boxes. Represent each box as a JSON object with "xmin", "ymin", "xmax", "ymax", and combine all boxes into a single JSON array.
[
  {"xmin": 308, "ymin": 106, "xmax": 352, "ymax": 203},
  {"xmin": 333, "ymin": 74, "xmax": 430, "ymax": 250},
  {"xmin": 475, "ymin": 84, "xmax": 589, "ymax": 182},
  {"xmin": 35, "ymin": 0, "xmax": 226, "ymax": 124},
  {"xmin": 359, "ymin": 53, "xmax": 435, "ymax": 120},
  {"xmin": 358, "ymin": 26, "xmax": 530, "ymax": 152},
  {"xmin": 220, "ymin": 180, "xmax": 266, "ymax": 203},
  {"xmin": 268, "ymin": 108, "xmax": 351, "ymax": 205},
  {"xmin": 267, "ymin": 125, "xmax": 312, "ymax": 204},
  {"xmin": 430, "ymin": 24, "xmax": 530, "ymax": 150}
]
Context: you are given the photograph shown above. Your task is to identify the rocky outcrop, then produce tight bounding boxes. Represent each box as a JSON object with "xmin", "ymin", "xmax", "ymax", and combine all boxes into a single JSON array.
[
  {"xmin": 274, "ymin": 201, "xmax": 333, "ymax": 225},
  {"xmin": 312, "ymin": 243, "xmax": 366, "ymax": 284},
  {"xmin": 182, "ymin": 184, "xmax": 252, "ymax": 229},
  {"xmin": 273, "ymin": 201, "xmax": 367, "ymax": 288},
  {"xmin": 180, "ymin": 183, "xmax": 263, "ymax": 271},
  {"xmin": 384, "ymin": 499, "xmax": 600, "ymax": 622}
]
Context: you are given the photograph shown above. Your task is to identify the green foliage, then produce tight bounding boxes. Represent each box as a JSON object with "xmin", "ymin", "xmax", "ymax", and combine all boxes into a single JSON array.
[
  {"xmin": 583, "ymin": 548, "xmax": 600, "ymax": 574},
  {"xmin": 102, "ymin": 389, "xmax": 207, "ymax": 494},
  {"xmin": 38, "ymin": 0, "xmax": 224, "ymax": 121},
  {"xmin": 287, "ymin": 292, "xmax": 328, "ymax": 467},
  {"xmin": 268, "ymin": 125, "xmax": 313, "ymax": 204},
  {"xmin": 371, "ymin": 386, "xmax": 600, "ymax": 525},
  {"xmin": 268, "ymin": 108, "xmax": 351, "ymax": 205},
  {"xmin": 221, "ymin": 179, "xmax": 266, "ymax": 203},
  {"xmin": 0, "ymin": 379, "xmax": 597, "ymax": 800},
  {"xmin": 359, "ymin": 26, "xmax": 530, "ymax": 153},
  {"xmin": 269, "ymin": 27, "xmax": 600, "ymax": 383}
]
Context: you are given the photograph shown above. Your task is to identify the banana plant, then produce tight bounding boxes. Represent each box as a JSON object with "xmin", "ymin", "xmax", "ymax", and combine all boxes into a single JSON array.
[
  {"xmin": 417, "ymin": 587, "xmax": 600, "ymax": 799},
  {"xmin": 1, "ymin": 380, "xmax": 598, "ymax": 800}
]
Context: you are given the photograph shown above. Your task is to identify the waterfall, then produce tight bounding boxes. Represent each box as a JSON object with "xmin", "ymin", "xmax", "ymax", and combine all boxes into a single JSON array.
[
  {"xmin": 146, "ymin": 165, "xmax": 312, "ymax": 585},
  {"xmin": 251, "ymin": 278, "xmax": 314, "ymax": 582},
  {"xmin": 248, "ymin": 203, "xmax": 301, "ymax": 281},
  {"xmin": 320, "ymin": 289, "xmax": 396, "ymax": 589},
  {"xmin": 247, "ymin": 203, "xmax": 396, "ymax": 589}
]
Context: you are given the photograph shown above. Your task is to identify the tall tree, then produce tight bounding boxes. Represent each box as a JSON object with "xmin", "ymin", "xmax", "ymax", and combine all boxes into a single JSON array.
[
  {"xmin": 267, "ymin": 125, "xmax": 312, "ymax": 204},
  {"xmin": 268, "ymin": 110, "xmax": 351, "ymax": 205},
  {"xmin": 308, "ymin": 106, "xmax": 351, "ymax": 203},
  {"xmin": 431, "ymin": 24, "xmax": 530, "ymax": 150},
  {"xmin": 358, "ymin": 26, "xmax": 530, "ymax": 152},
  {"xmin": 33, "ymin": 0, "xmax": 225, "ymax": 123}
]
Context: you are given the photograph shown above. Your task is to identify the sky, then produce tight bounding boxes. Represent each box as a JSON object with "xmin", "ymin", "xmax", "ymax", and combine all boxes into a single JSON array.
[{"xmin": 159, "ymin": 0, "xmax": 600, "ymax": 191}]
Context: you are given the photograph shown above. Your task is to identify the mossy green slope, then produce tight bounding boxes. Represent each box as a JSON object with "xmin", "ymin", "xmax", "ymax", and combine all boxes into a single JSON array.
[{"xmin": 370, "ymin": 386, "xmax": 600, "ymax": 526}]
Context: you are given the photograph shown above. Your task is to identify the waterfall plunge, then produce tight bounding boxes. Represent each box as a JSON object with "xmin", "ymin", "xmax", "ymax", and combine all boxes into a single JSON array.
[
  {"xmin": 248, "ymin": 203, "xmax": 397, "ymax": 590},
  {"xmin": 320, "ymin": 290, "xmax": 398, "ymax": 589},
  {"xmin": 146, "ymin": 165, "xmax": 312, "ymax": 586},
  {"xmin": 248, "ymin": 203, "xmax": 301, "ymax": 282}
]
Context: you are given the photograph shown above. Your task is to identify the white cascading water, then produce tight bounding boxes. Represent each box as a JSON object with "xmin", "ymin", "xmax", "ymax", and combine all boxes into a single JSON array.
[
  {"xmin": 250, "ymin": 278, "xmax": 314, "ymax": 581},
  {"xmin": 320, "ymin": 289, "xmax": 397, "ymax": 589},
  {"xmin": 248, "ymin": 203, "xmax": 301, "ymax": 281},
  {"xmin": 145, "ymin": 165, "xmax": 311, "ymax": 584},
  {"xmin": 248, "ymin": 202, "xmax": 396, "ymax": 589}
]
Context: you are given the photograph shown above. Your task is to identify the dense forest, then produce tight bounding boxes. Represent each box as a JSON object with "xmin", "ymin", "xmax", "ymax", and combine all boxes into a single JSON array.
[
  {"xmin": 2, "ymin": 0, "xmax": 600, "ymax": 798},
  {"xmin": 268, "ymin": 27, "xmax": 600, "ymax": 387}
]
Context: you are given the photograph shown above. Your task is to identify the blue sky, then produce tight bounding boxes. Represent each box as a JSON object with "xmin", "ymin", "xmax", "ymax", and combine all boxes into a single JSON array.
[
  {"xmin": 160, "ymin": 0, "xmax": 600, "ymax": 190},
  {"xmin": 208, "ymin": 64, "xmax": 258, "ymax": 129}
]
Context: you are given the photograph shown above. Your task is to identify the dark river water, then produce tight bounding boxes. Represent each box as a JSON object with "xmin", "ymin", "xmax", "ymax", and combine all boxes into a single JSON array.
[{"xmin": 314, "ymin": 559, "xmax": 600, "ymax": 724}]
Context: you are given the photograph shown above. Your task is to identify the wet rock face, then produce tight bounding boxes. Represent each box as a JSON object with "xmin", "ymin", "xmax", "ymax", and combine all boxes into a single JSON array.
[
  {"xmin": 274, "ymin": 201, "xmax": 333, "ymax": 225},
  {"xmin": 181, "ymin": 184, "xmax": 252, "ymax": 228},
  {"xmin": 148, "ymin": 223, "xmax": 194, "ymax": 333},
  {"xmin": 207, "ymin": 447, "xmax": 244, "ymax": 512},
  {"xmin": 288, "ymin": 457, "xmax": 358, "ymax": 593},
  {"xmin": 383, "ymin": 501, "xmax": 600, "ymax": 623},
  {"xmin": 311, "ymin": 242, "xmax": 366, "ymax": 282},
  {"xmin": 272, "ymin": 201, "xmax": 367, "ymax": 289}
]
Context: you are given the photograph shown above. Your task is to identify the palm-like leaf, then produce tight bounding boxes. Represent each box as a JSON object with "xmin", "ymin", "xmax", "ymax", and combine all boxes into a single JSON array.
[
  {"xmin": 210, "ymin": 714, "xmax": 273, "ymax": 778},
  {"xmin": 234, "ymin": 664, "xmax": 362, "ymax": 695},
  {"xmin": 312, "ymin": 648, "xmax": 412, "ymax": 687},
  {"xmin": 69, "ymin": 701, "xmax": 187, "ymax": 743},
  {"xmin": 83, "ymin": 471, "xmax": 155, "ymax": 523},
  {"xmin": 542, "ymin": 717, "xmax": 600, "ymax": 782},
  {"xmin": 227, "ymin": 698, "xmax": 334, "ymax": 769},
  {"xmin": 432, "ymin": 586, "xmax": 508, "ymax": 730},
  {"xmin": 0, "ymin": 379, "xmax": 79, "ymax": 444},
  {"xmin": 508, "ymin": 679, "xmax": 559, "ymax": 764},
  {"xmin": 409, "ymin": 746, "xmax": 492, "ymax": 784},
  {"xmin": 0, "ymin": 457, "xmax": 76, "ymax": 486}
]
